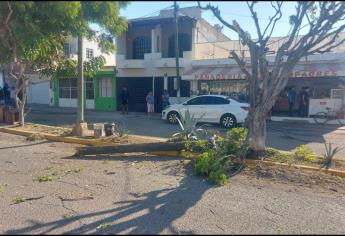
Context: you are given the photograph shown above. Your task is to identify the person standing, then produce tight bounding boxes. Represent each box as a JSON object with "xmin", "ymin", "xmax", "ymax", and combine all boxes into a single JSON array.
[
  {"xmin": 3, "ymin": 83, "xmax": 10, "ymax": 105},
  {"xmin": 120, "ymin": 86, "xmax": 130, "ymax": 114},
  {"xmin": 146, "ymin": 91, "xmax": 154, "ymax": 116},
  {"xmin": 287, "ymin": 86, "xmax": 297, "ymax": 116},
  {"xmin": 299, "ymin": 87, "xmax": 310, "ymax": 117},
  {"xmin": 161, "ymin": 89, "xmax": 170, "ymax": 110}
]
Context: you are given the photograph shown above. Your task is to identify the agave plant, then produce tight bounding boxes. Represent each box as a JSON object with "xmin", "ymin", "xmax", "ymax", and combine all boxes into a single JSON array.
[
  {"xmin": 172, "ymin": 110, "xmax": 207, "ymax": 140},
  {"xmin": 323, "ymin": 142, "xmax": 343, "ymax": 169}
]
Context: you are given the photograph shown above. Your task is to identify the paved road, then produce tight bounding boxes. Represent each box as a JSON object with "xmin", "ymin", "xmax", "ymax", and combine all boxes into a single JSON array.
[
  {"xmin": 0, "ymin": 132, "xmax": 345, "ymax": 234},
  {"xmin": 26, "ymin": 105, "xmax": 345, "ymax": 159}
]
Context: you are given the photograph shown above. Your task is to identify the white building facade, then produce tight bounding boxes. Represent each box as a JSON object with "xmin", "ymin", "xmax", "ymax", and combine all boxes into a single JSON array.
[
  {"xmin": 117, "ymin": 7, "xmax": 345, "ymax": 115},
  {"xmin": 26, "ymin": 36, "xmax": 117, "ymax": 111}
]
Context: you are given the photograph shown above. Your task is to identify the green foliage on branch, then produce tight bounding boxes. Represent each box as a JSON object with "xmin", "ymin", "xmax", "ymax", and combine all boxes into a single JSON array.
[
  {"xmin": 194, "ymin": 127, "xmax": 248, "ymax": 186},
  {"xmin": 0, "ymin": 1, "xmax": 128, "ymax": 75}
]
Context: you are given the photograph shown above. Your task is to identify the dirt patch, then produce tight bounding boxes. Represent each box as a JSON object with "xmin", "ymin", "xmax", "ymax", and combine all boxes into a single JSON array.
[
  {"xmin": 242, "ymin": 164, "xmax": 345, "ymax": 194},
  {"xmin": 11, "ymin": 123, "xmax": 161, "ymax": 145},
  {"xmin": 15, "ymin": 123, "xmax": 72, "ymax": 136},
  {"xmin": 250, "ymin": 148, "xmax": 345, "ymax": 171}
]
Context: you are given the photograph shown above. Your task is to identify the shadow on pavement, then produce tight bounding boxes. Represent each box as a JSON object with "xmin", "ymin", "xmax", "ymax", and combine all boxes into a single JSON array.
[
  {"xmin": 266, "ymin": 121, "xmax": 342, "ymax": 151},
  {"xmin": 6, "ymin": 156, "xmax": 212, "ymax": 235},
  {"xmin": 0, "ymin": 140, "xmax": 51, "ymax": 150}
]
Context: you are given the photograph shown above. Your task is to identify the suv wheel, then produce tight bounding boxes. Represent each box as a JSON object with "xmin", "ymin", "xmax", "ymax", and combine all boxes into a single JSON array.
[
  {"xmin": 220, "ymin": 114, "xmax": 237, "ymax": 128},
  {"xmin": 167, "ymin": 111, "xmax": 180, "ymax": 124}
]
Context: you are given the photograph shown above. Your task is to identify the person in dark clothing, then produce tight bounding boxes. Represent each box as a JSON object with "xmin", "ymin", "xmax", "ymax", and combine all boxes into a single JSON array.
[
  {"xmin": 287, "ymin": 86, "xmax": 297, "ymax": 116},
  {"xmin": 3, "ymin": 83, "xmax": 10, "ymax": 105},
  {"xmin": 299, "ymin": 87, "xmax": 310, "ymax": 117},
  {"xmin": 120, "ymin": 86, "xmax": 130, "ymax": 114},
  {"xmin": 161, "ymin": 89, "xmax": 170, "ymax": 110}
]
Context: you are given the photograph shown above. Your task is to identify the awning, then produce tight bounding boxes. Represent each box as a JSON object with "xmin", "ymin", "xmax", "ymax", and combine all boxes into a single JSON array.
[
  {"xmin": 182, "ymin": 62, "xmax": 345, "ymax": 81},
  {"xmin": 182, "ymin": 66, "xmax": 246, "ymax": 81},
  {"xmin": 289, "ymin": 63, "xmax": 345, "ymax": 78}
]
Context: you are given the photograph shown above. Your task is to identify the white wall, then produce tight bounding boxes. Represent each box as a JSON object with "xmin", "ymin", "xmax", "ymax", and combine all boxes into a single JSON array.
[
  {"xmin": 26, "ymin": 76, "xmax": 51, "ymax": 105},
  {"xmin": 68, "ymin": 36, "xmax": 116, "ymax": 67},
  {"xmin": 58, "ymin": 98, "xmax": 94, "ymax": 109}
]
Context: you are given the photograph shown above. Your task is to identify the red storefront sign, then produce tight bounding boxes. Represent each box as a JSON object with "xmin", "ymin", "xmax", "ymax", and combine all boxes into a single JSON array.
[
  {"xmin": 184, "ymin": 63, "xmax": 345, "ymax": 81},
  {"xmin": 194, "ymin": 73, "xmax": 244, "ymax": 80},
  {"xmin": 289, "ymin": 63, "xmax": 342, "ymax": 78}
]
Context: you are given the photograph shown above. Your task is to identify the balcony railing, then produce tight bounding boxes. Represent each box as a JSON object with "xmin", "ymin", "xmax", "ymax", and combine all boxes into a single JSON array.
[{"xmin": 116, "ymin": 51, "xmax": 193, "ymax": 69}]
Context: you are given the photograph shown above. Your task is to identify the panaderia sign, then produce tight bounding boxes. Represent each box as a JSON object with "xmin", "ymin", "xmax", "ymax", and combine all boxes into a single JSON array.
[{"xmin": 183, "ymin": 63, "xmax": 345, "ymax": 80}]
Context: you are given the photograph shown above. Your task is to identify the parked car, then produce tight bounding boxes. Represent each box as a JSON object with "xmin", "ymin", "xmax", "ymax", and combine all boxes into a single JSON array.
[{"xmin": 162, "ymin": 95, "xmax": 249, "ymax": 128}]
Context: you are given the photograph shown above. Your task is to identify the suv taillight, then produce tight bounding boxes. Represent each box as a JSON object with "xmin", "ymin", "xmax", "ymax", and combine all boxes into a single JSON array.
[{"xmin": 241, "ymin": 106, "xmax": 249, "ymax": 111}]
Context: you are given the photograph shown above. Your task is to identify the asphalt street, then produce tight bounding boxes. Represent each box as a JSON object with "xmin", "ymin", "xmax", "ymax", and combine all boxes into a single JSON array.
[
  {"xmin": 26, "ymin": 105, "xmax": 345, "ymax": 160},
  {"xmin": 0, "ymin": 132, "xmax": 345, "ymax": 234}
]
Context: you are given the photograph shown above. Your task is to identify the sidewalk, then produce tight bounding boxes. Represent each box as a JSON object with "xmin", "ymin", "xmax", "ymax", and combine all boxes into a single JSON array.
[
  {"xmin": 271, "ymin": 116, "xmax": 345, "ymax": 126},
  {"xmin": 28, "ymin": 104, "xmax": 162, "ymax": 120}
]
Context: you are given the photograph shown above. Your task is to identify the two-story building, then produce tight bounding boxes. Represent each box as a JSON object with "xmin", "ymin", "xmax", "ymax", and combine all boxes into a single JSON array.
[
  {"xmin": 117, "ymin": 6, "xmax": 345, "ymax": 116},
  {"xmin": 116, "ymin": 6, "xmax": 230, "ymax": 112},
  {"xmin": 26, "ymin": 35, "xmax": 117, "ymax": 111}
]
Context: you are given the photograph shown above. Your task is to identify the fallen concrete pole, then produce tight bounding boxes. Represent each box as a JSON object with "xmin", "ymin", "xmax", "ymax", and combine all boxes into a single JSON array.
[{"xmin": 75, "ymin": 141, "xmax": 186, "ymax": 156}]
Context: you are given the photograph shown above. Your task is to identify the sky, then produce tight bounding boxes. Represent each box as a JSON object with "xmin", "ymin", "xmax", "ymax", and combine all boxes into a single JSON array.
[{"xmin": 119, "ymin": 1, "xmax": 304, "ymax": 40}]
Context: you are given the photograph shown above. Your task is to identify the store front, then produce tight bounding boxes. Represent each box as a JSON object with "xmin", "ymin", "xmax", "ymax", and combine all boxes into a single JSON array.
[
  {"xmin": 182, "ymin": 66, "xmax": 249, "ymax": 102},
  {"xmin": 53, "ymin": 70, "xmax": 117, "ymax": 111},
  {"xmin": 183, "ymin": 62, "xmax": 345, "ymax": 117},
  {"xmin": 274, "ymin": 62, "xmax": 345, "ymax": 116}
]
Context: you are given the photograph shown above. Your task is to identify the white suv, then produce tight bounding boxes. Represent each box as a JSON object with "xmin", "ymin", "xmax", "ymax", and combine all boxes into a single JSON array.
[{"xmin": 162, "ymin": 95, "xmax": 249, "ymax": 128}]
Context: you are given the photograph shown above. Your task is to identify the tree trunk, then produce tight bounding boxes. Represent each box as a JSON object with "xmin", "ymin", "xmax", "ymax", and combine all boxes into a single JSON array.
[
  {"xmin": 248, "ymin": 107, "xmax": 267, "ymax": 152},
  {"xmin": 18, "ymin": 86, "xmax": 26, "ymax": 127}
]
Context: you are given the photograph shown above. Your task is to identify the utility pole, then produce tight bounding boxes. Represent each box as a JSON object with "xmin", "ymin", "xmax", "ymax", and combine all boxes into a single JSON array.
[
  {"xmin": 72, "ymin": 33, "xmax": 88, "ymax": 136},
  {"xmin": 174, "ymin": 1, "xmax": 180, "ymax": 98},
  {"xmin": 77, "ymin": 34, "xmax": 84, "ymax": 123}
]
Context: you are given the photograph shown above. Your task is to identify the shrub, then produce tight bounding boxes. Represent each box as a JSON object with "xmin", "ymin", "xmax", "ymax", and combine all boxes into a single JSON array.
[
  {"xmin": 195, "ymin": 151, "xmax": 229, "ymax": 186},
  {"xmin": 184, "ymin": 138, "xmax": 209, "ymax": 153},
  {"xmin": 294, "ymin": 145, "xmax": 316, "ymax": 162},
  {"xmin": 221, "ymin": 127, "xmax": 248, "ymax": 156},
  {"xmin": 209, "ymin": 169, "xmax": 228, "ymax": 186},
  {"xmin": 115, "ymin": 123, "xmax": 130, "ymax": 138},
  {"xmin": 195, "ymin": 152, "xmax": 214, "ymax": 176},
  {"xmin": 323, "ymin": 142, "xmax": 343, "ymax": 169}
]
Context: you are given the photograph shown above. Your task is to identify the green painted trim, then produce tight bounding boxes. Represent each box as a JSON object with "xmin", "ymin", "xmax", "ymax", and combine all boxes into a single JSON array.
[
  {"xmin": 94, "ymin": 70, "xmax": 117, "ymax": 111},
  {"xmin": 53, "ymin": 78, "xmax": 59, "ymax": 107}
]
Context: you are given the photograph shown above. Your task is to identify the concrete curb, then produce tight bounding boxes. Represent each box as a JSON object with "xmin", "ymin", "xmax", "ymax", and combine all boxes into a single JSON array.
[
  {"xmin": 1, "ymin": 127, "xmax": 344, "ymax": 178},
  {"xmin": 0, "ymin": 127, "xmax": 109, "ymax": 146},
  {"xmin": 0, "ymin": 127, "xmax": 166, "ymax": 147},
  {"xmin": 150, "ymin": 151, "xmax": 345, "ymax": 178},
  {"xmin": 244, "ymin": 159, "xmax": 345, "ymax": 178}
]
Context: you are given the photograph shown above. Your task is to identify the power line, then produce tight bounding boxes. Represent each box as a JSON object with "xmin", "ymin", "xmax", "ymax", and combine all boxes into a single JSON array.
[{"xmin": 135, "ymin": 4, "xmax": 174, "ymax": 19}]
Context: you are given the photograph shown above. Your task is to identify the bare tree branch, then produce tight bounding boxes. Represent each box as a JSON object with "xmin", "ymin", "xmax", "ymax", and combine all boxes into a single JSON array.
[
  {"xmin": 247, "ymin": 1, "xmax": 263, "ymax": 42},
  {"xmin": 197, "ymin": 1, "xmax": 248, "ymax": 40},
  {"xmin": 0, "ymin": 1, "xmax": 13, "ymax": 38},
  {"xmin": 262, "ymin": 1, "xmax": 283, "ymax": 41},
  {"xmin": 230, "ymin": 50, "xmax": 252, "ymax": 79}
]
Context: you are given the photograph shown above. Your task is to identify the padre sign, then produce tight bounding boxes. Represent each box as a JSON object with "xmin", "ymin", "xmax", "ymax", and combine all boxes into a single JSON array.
[{"xmin": 289, "ymin": 63, "xmax": 345, "ymax": 78}]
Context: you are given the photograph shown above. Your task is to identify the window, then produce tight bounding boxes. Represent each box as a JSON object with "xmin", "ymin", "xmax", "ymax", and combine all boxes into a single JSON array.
[
  {"xmin": 86, "ymin": 78, "xmax": 94, "ymax": 99},
  {"xmin": 186, "ymin": 96, "xmax": 208, "ymax": 105},
  {"xmin": 208, "ymin": 96, "xmax": 230, "ymax": 105},
  {"xmin": 168, "ymin": 33, "xmax": 191, "ymax": 58},
  {"xmin": 64, "ymin": 43, "xmax": 70, "ymax": 57},
  {"xmin": 59, "ymin": 78, "xmax": 77, "ymax": 99},
  {"xmin": 86, "ymin": 48, "xmax": 94, "ymax": 59},
  {"xmin": 133, "ymin": 36, "xmax": 151, "ymax": 59},
  {"xmin": 156, "ymin": 35, "xmax": 160, "ymax": 52},
  {"xmin": 99, "ymin": 77, "xmax": 113, "ymax": 98}
]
